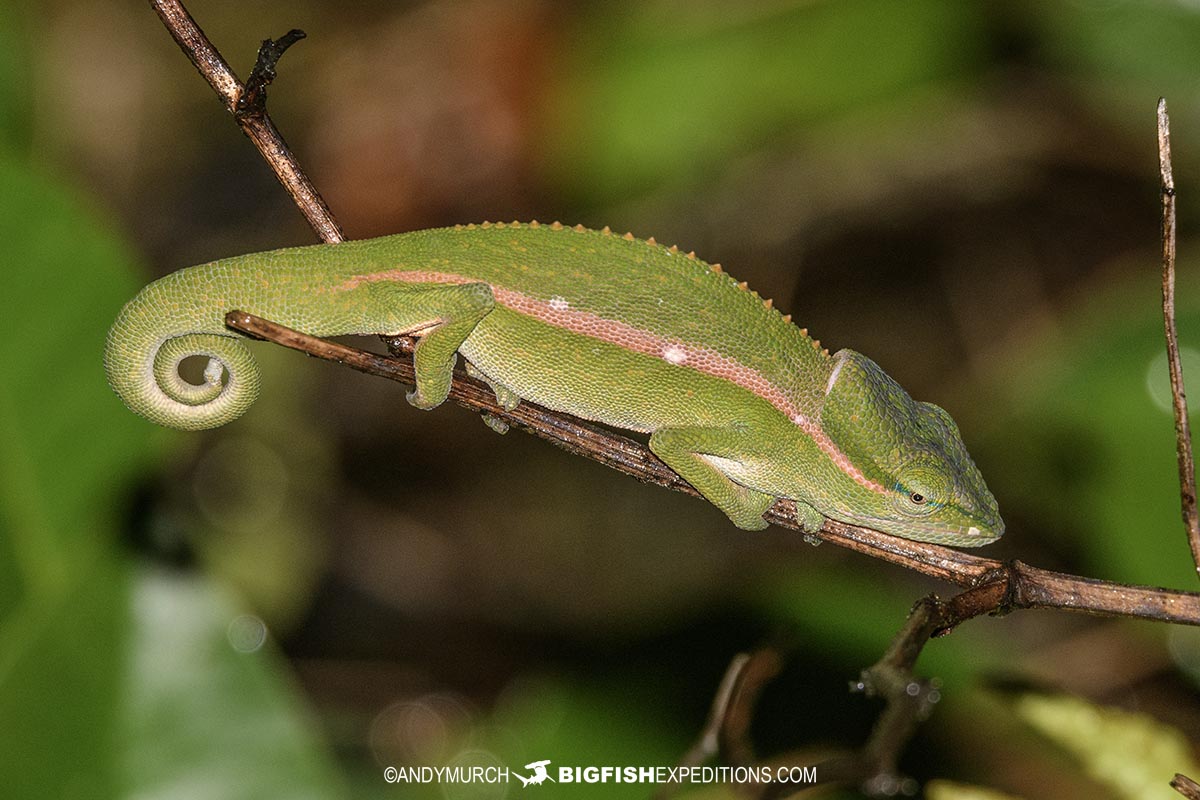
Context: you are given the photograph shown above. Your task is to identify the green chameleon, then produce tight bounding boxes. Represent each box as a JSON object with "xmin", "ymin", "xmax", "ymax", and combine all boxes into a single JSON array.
[{"xmin": 105, "ymin": 221, "xmax": 1003, "ymax": 545}]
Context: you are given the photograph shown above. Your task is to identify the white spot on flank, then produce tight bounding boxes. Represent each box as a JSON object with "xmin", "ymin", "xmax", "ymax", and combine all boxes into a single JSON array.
[
  {"xmin": 549, "ymin": 295, "xmax": 569, "ymax": 311},
  {"xmin": 967, "ymin": 526, "xmax": 981, "ymax": 537},
  {"xmin": 825, "ymin": 356, "xmax": 845, "ymax": 396},
  {"xmin": 791, "ymin": 414, "xmax": 805, "ymax": 425},
  {"xmin": 663, "ymin": 345, "xmax": 688, "ymax": 365}
]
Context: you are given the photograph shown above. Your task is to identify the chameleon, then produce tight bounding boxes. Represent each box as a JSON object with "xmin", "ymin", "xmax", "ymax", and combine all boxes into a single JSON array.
[{"xmin": 104, "ymin": 221, "xmax": 1003, "ymax": 546}]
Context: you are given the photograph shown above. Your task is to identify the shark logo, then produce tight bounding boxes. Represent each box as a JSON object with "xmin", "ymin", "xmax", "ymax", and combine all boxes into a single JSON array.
[{"xmin": 516, "ymin": 760, "xmax": 555, "ymax": 787}]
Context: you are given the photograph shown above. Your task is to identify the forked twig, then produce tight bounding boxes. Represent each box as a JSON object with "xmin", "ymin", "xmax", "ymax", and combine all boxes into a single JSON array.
[
  {"xmin": 660, "ymin": 589, "xmax": 1009, "ymax": 799},
  {"xmin": 1157, "ymin": 99, "xmax": 1200, "ymax": 579},
  {"xmin": 149, "ymin": 0, "xmax": 343, "ymax": 244},
  {"xmin": 238, "ymin": 28, "xmax": 306, "ymax": 117}
]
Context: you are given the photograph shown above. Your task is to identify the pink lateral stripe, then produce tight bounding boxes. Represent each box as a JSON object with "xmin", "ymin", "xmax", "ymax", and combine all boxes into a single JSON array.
[{"xmin": 341, "ymin": 269, "xmax": 886, "ymax": 494}]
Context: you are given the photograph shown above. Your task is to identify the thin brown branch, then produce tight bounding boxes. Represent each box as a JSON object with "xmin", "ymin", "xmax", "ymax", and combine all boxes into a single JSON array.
[
  {"xmin": 149, "ymin": 0, "xmax": 344, "ymax": 244},
  {"xmin": 671, "ymin": 653, "xmax": 753, "ymax": 773},
  {"xmin": 717, "ymin": 649, "xmax": 784, "ymax": 770},
  {"xmin": 657, "ymin": 649, "xmax": 781, "ymax": 798},
  {"xmin": 226, "ymin": 311, "xmax": 1200, "ymax": 627},
  {"xmin": 1157, "ymin": 99, "xmax": 1200, "ymax": 579},
  {"xmin": 1174, "ymin": 773, "xmax": 1200, "ymax": 800}
]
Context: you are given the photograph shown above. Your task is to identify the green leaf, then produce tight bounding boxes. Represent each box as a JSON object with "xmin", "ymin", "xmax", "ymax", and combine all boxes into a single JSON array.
[
  {"xmin": 926, "ymin": 780, "xmax": 1027, "ymax": 800},
  {"xmin": 0, "ymin": 150, "xmax": 157, "ymax": 799},
  {"xmin": 120, "ymin": 568, "xmax": 342, "ymax": 799},
  {"xmin": 0, "ymin": 151, "xmax": 342, "ymax": 798},
  {"xmin": 1012, "ymin": 692, "xmax": 1199, "ymax": 800},
  {"xmin": 0, "ymin": 157, "xmax": 161, "ymax": 583},
  {"xmin": 0, "ymin": 552, "xmax": 128, "ymax": 798}
]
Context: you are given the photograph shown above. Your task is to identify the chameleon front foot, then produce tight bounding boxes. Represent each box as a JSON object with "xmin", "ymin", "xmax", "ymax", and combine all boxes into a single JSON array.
[
  {"xmin": 465, "ymin": 361, "xmax": 522, "ymax": 412},
  {"xmin": 465, "ymin": 361, "xmax": 520, "ymax": 435},
  {"xmin": 389, "ymin": 282, "xmax": 495, "ymax": 410}
]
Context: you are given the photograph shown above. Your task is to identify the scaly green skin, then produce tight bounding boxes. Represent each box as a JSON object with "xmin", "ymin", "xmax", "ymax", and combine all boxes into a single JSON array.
[{"xmin": 105, "ymin": 222, "xmax": 1003, "ymax": 545}]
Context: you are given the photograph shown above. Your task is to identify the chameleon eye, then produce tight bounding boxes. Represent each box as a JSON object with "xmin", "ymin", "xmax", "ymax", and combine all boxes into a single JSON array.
[{"xmin": 909, "ymin": 492, "xmax": 927, "ymax": 505}]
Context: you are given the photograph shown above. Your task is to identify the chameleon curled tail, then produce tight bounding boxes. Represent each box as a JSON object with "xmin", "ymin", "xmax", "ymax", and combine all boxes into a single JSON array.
[
  {"xmin": 104, "ymin": 232, "xmax": 469, "ymax": 431},
  {"xmin": 104, "ymin": 276, "xmax": 263, "ymax": 431},
  {"xmin": 103, "ymin": 241, "xmax": 362, "ymax": 431}
]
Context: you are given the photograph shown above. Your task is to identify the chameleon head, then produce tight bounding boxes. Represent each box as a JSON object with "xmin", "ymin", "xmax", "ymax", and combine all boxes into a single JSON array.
[{"xmin": 818, "ymin": 350, "xmax": 1003, "ymax": 547}]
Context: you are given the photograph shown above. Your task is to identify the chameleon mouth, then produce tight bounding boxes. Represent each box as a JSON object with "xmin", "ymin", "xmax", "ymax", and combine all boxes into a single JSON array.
[
  {"xmin": 840, "ymin": 511, "xmax": 1004, "ymax": 547},
  {"xmin": 958, "ymin": 517, "xmax": 1004, "ymax": 545},
  {"xmin": 911, "ymin": 521, "xmax": 1003, "ymax": 547}
]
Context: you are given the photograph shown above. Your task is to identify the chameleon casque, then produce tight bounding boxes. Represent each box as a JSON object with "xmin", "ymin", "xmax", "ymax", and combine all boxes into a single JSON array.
[{"xmin": 105, "ymin": 221, "xmax": 1003, "ymax": 546}]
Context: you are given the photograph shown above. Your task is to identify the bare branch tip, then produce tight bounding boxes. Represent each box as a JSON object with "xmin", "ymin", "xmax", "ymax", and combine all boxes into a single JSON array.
[
  {"xmin": 1159, "ymin": 99, "xmax": 1175, "ymax": 191},
  {"xmin": 1172, "ymin": 772, "xmax": 1200, "ymax": 800}
]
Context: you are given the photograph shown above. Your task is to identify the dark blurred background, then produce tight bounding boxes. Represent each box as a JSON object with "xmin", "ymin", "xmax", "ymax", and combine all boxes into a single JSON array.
[{"xmin": 5, "ymin": 1, "xmax": 1200, "ymax": 798}]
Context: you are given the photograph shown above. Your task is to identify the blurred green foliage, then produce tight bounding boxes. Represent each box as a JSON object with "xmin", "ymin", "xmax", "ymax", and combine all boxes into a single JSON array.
[
  {"xmin": 1034, "ymin": 2, "xmax": 1200, "ymax": 143},
  {"xmin": 0, "ymin": 140, "xmax": 340, "ymax": 798},
  {"xmin": 0, "ymin": 146, "xmax": 152, "ymax": 798},
  {"xmin": 977, "ymin": 266, "xmax": 1200, "ymax": 588},
  {"xmin": 926, "ymin": 779, "xmax": 1025, "ymax": 800},
  {"xmin": 546, "ymin": 0, "xmax": 987, "ymax": 202},
  {"xmin": 0, "ymin": 3, "xmax": 30, "ymax": 151}
]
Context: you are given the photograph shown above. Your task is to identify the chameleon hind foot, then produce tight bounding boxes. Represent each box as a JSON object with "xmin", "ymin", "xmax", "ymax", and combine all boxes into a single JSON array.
[
  {"xmin": 465, "ymin": 361, "xmax": 521, "ymax": 411},
  {"xmin": 465, "ymin": 361, "xmax": 519, "ymax": 435},
  {"xmin": 793, "ymin": 500, "xmax": 825, "ymax": 537},
  {"xmin": 480, "ymin": 413, "xmax": 511, "ymax": 435},
  {"xmin": 649, "ymin": 424, "xmax": 776, "ymax": 530}
]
